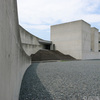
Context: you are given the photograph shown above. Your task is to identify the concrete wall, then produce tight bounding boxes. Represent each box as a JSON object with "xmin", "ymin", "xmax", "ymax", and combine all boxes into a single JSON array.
[
  {"xmin": 82, "ymin": 27, "xmax": 100, "ymax": 59},
  {"xmin": 22, "ymin": 43, "xmax": 43, "ymax": 55},
  {"xmin": 99, "ymin": 32, "xmax": 100, "ymax": 51},
  {"xmin": 51, "ymin": 20, "xmax": 83, "ymax": 59},
  {"xmin": 81, "ymin": 21, "xmax": 91, "ymax": 59},
  {"xmin": 82, "ymin": 21, "xmax": 91, "ymax": 52},
  {"xmin": 91, "ymin": 27, "xmax": 99, "ymax": 52},
  {"xmin": 19, "ymin": 26, "xmax": 44, "ymax": 55},
  {"xmin": 0, "ymin": 0, "xmax": 30, "ymax": 100},
  {"xmin": 51, "ymin": 20, "xmax": 100, "ymax": 59}
]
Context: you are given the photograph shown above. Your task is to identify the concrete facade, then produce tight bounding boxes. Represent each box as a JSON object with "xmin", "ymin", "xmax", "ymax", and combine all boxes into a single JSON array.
[
  {"xmin": 99, "ymin": 32, "xmax": 100, "ymax": 51},
  {"xmin": 0, "ymin": 0, "xmax": 100, "ymax": 99},
  {"xmin": 91, "ymin": 28, "xmax": 99, "ymax": 52},
  {"xmin": 51, "ymin": 20, "xmax": 100, "ymax": 59},
  {"xmin": 0, "ymin": 0, "xmax": 30, "ymax": 100},
  {"xmin": 20, "ymin": 26, "xmax": 52, "ymax": 55}
]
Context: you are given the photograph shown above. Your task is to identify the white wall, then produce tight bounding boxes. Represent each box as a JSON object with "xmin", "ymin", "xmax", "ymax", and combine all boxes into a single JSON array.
[
  {"xmin": 91, "ymin": 27, "xmax": 99, "ymax": 52},
  {"xmin": 82, "ymin": 28, "xmax": 100, "ymax": 59},
  {"xmin": 51, "ymin": 20, "xmax": 100, "ymax": 59},
  {"xmin": 82, "ymin": 21, "xmax": 91, "ymax": 52},
  {"xmin": 0, "ymin": 0, "xmax": 30, "ymax": 100},
  {"xmin": 81, "ymin": 21, "xmax": 91, "ymax": 59},
  {"xmin": 51, "ymin": 20, "xmax": 83, "ymax": 59}
]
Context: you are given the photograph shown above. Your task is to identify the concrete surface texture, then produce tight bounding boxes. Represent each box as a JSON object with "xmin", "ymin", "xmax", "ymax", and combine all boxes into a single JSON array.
[
  {"xmin": 51, "ymin": 20, "xmax": 100, "ymax": 59},
  {"xmin": 20, "ymin": 26, "xmax": 52, "ymax": 55},
  {"xmin": 51, "ymin": 20, "xmax": 82, "ymax": 59},
  {"xmin": 1, "ymin": 0, "xmax": 100, "ymax": 100},
  {"xmin": 0, "ymin": 0, "xmax": 30, "ymax": 100},
  {"xmin": 99, "ymin": 32, "xmax": 100, "ymax": 51},
  {"xmin": 19, "ymin": 60, "xmax": 100, "ymax": 100},
  {"xmin": 91, "ymin": 28, "xmax": 99, "ymax": 52}
]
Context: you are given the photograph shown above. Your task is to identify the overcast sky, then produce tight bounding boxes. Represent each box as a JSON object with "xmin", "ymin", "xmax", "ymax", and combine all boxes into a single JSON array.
[{"xmin": 17, "ymin": 0, "xmax": 100, "ymax": 40}]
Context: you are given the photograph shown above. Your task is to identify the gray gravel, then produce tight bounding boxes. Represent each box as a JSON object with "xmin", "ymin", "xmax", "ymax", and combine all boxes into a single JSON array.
[
  {"xmin": 19, "ymin": 60, "xmax": 100, "ymax": 100},
  {"xmin": 19, "ymin": 63, "xmax": 53, "ymax": 100}
]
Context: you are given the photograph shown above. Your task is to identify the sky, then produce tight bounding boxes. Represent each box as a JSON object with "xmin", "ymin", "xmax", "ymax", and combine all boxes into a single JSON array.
[{"xmin": 17, "ymin": 0, "xmax": 100, "ymax": 40}]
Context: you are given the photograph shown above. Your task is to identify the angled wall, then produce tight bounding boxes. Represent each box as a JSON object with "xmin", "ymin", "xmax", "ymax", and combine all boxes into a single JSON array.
[
  {"xmin": 20, "ymin": 26, "xmax": 52, "ymax": 55},
  {"xmin": 19, "ymin": 26, "xmax": 43, "ymax": 55},
  {"xmin": 82, "ymin": 27, "xmax": 99, "ymax": 59},
  {"xmin": 0, "ymin": 0, "xmax": 30, "ymax": 100}
]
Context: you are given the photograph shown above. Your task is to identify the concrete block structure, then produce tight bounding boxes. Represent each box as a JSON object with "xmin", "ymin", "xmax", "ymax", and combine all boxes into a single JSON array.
[{"xmin": 51, "ymin": 20, "xmax": 100, "ymax": 59}]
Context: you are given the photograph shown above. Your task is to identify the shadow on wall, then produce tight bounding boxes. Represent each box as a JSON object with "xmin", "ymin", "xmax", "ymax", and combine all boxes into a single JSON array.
[{"xmin": 19, "ymin": 63, "xmax": 53, "ymax": 100}]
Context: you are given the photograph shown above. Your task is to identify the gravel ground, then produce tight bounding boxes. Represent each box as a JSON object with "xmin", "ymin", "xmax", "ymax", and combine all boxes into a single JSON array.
[
  {"xmin": 19, "ymin": 63, "xmax": 53, "ymax": 100},
  {"xmin": 19, "ymin": 60, "xmax": 100, "ymax": 100}
]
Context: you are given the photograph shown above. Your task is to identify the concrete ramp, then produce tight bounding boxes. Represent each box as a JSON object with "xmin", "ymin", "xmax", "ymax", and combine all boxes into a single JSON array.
[{"xmin": 19, "ymin": 60, "xmax": 100, "ymax": 100}]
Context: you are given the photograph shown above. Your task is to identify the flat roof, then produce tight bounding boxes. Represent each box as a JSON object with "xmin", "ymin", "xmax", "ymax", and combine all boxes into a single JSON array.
[
  {"xmin": 51, "ymin": 20, "xmax": 90, "ymax": 27},
  {"xmin": 39, "ymin": 40, "xmax": 52, "ymax": 44}
]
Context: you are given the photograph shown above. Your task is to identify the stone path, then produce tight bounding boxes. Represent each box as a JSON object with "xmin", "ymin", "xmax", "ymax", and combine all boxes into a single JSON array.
[{"xmin": 19, "ymin": 60, "xmax": 100, "ymax": 100}]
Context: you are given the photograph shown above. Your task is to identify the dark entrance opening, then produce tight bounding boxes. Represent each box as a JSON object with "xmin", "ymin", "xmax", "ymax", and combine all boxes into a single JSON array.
[{"xmin": 45, "ymin": 44, "xmax": 50, "ymax": 50}]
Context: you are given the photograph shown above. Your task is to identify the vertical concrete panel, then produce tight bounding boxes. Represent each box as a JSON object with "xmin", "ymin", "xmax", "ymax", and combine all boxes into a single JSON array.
[
  {"xmin": 99, "ymin": 32, "xmax": 100, "ymax": 42},
  {"xmin": 51, "ymin": 20, "xmax": 82, "ymax": 59},
  {"xmin": 82, "ymin": 21, "xmax": 91, "ymax": 52},
  {"xmin": 99, "ymin": 32, "xmax": 100, "ymax": 51},
  {"xmin": 0, "ymin": 0, "xmax": 30, "ymax": 100},
  {"xmin": 91, "ymin": 28, "xmax": 99, "ymax": 52},
  {"xmin": 81, "ymin": 21, "xmax": 91, "ymax": 59}
]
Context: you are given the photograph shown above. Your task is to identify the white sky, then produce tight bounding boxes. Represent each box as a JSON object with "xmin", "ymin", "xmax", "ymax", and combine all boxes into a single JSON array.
[{"xmin": 17, "ymin": 0, "xmax": 100, "ymax": 40}]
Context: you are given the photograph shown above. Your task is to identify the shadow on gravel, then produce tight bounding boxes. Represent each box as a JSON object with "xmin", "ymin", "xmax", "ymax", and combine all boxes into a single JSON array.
[{"xmin": 19, "ymin": 63, "xmax": 53, "ymax": 100}]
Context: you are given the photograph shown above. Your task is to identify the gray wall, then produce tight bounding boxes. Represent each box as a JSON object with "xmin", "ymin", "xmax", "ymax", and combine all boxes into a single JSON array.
[
  {"xmin": 20, "ymin": 26, "xmax": 53, "ymax": 55},
  {"xmin": 51, "ymin": 20, "xmax": 100, "ymax": 59},
  {"xmin": 82, "ymin": 21, "xmax": 91, "ymax": 53},
  {"xmin": 51, "ymin": 20, "xmax": 83, "ymax": 59},
  {"xmin": 19, "ymin": 26, "xmax": 44, "ymax": 55},
  {"xmin": 0, "ymin": 0, "xmax": 30, "ymax": 100},
  {"xmin": 82, "ymin": 27, "xmax": 99, "ymax": 59},
  {"xmin": 99, "ymin": 32, "xmax": 100, "ymax": 51},
  {"xmin": 91, "ymin": 28, "xmax": 99, "ymax": 52}
]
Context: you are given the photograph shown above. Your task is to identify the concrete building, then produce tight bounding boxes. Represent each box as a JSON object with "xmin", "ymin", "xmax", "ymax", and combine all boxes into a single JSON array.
[
  {"xmin": 51, "ymin": 20, "xmax": 100, "ymax": 59},
  {"xmin": 0, "ymin": 0, "xmax": 100, "ymax": 99}
]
